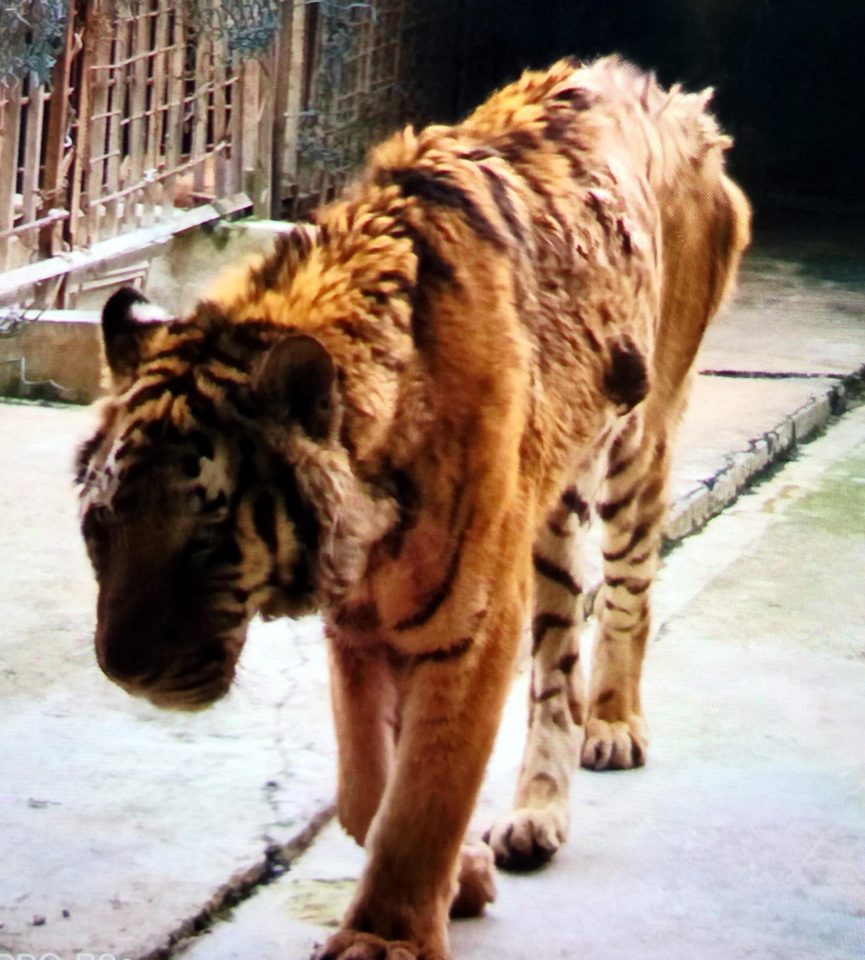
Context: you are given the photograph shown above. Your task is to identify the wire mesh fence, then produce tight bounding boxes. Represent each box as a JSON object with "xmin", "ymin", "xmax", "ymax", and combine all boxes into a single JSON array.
[
  {"xmin": 0, "ymin": 0, "xmax": 463, "ymax": 305},
  {"xmin": 0, "ymin": 0, "xmax": 69, "ymax": 86}
]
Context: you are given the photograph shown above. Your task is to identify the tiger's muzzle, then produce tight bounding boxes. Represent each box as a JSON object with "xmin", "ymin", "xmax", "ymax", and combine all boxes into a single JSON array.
[{"xmin": 95, "ymin": 609, "xmax": 245, "ymax": 710}]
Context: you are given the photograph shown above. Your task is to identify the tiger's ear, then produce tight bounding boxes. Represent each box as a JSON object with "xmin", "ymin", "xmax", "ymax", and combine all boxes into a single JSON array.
[
  {"xmin": 101, "ymin": 287, "xmax": 170, "ymax": 381},
  {"xmin": 255, "ymin": 334, "xmax": 338, "ymax": 439}
]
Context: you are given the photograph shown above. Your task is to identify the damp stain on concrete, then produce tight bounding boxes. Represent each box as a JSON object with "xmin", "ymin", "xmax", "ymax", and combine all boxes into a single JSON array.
[
  {"xmin": 786, "ymin": 448, "xmax": 865, "ymax": 535},
  {"xmin": 282, "ymin": 878, "xmax": 356, "ymax": 929}
]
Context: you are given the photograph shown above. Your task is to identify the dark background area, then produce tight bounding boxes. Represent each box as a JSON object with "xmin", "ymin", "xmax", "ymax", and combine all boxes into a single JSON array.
[{"xmin": 453, "ymin": 0, "xmax": 865, "ymax": 212}]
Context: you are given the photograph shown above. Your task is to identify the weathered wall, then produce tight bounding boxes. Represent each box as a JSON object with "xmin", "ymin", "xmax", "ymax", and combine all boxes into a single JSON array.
[{"xmin": 0, "ymin": 317, "xmax": 102, "ymax": 404}]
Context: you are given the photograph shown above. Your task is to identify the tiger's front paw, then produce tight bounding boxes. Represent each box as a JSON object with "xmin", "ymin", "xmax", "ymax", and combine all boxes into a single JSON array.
[
  {"xmin": 483, "ymin": 805, "xmax": 568, "ymax": 872},
  {"xmin": 581, "ymin": 716, "xmax": 647, "ymax": 770},
  {"xmin": 313, "ymin": 930, "xmax": 442, "ymax": 960}
]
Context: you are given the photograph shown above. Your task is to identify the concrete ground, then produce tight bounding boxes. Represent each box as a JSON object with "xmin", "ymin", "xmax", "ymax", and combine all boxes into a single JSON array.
[
  {"xmin": 1, "ymin": 221, "xmax": 864, "ymax": 960},
  {"xmin": 180, "ymin": 407, "xmax": 865, "ymax": 960}
]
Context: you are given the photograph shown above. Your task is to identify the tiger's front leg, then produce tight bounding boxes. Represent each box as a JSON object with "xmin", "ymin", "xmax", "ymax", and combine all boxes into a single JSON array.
[
  {"xmin": 328, "ymin": 636, "xmax": 398, "ymax": 845},
  {"xmin": 316, "ymin": 598, "xmax": 524, "ymax": 960}
]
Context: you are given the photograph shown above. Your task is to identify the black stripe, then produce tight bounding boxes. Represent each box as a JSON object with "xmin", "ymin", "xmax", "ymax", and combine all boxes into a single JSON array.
[
  {"xmin": 251, "ymin": 248, "xmax": 287, "ymax": 291},
  {"xmin": 140, "ymin": 364, "xmax": 184, "ymax": 379},
  {"xmin": 413, "ymin": 636, "xmax": 473, "ymax": 664},
  {"xmin": 534, "ymin": 685, "xmax": 563, "ymax": 703},
  {"xmin": 390, "ymin": 167, "xmax": 507, "ymax": 250},
  {"xmin": 396, "ymin": 528, "xmax": 465, "ymax": 631},
  {"xmin": 584, "ymin": 326, "xmax": 602, "ymax": 353},
  {"xmin": 198, "ymin": 368, "xmax": 243, "ymax": 393},
  {"xmin": 531, "ymin": 613, "xmax": 574, "ymax": 656},
  {"xmin": 606, "ymin": 459, "xmax": 632, "ymax": 481},
  {"xmin": 333, "ymin": 601, "xmax": 381, "ymax": 632},
  {"xmin": 478, "ymin": 165, "xmax": 526, "ymax": 244},
  {"xmin": 399, "ymin": 223, "xmax": 456, "ymax": 287},
  {"xmin": 116, "ymin": 458, "xmax": 152, "ymax": 487},
  {"xmin": 604, "ymin": 599, "xmax": 629, "ymax": 614},
  {"xmin": 603, "ymin": 521, "xmax": 651, "ymax": 564},
  {"xmin": 213, "ymin": 608, "xmax": 248, "ymax": 629},
  {"xmin": 75, "ymin": 432, "xmax": 105, "ymax": 484},
  {"xmin": 148, "ymin": 340, "xmax": 202, "ymax": 365},
  {"xmin": 551, "ymin": 85, "xmax": 595, "ymax": 110},
  {"xmin": 125, "ymin": 373, "xmax": 219, "ymax": 426},
  {"xmin": 561, "ymin": 486, "xmax": 589, "ymax": 522},
  {"xmin": 533, "ymin": 553, "xmax": 581, "ymax": 596},
  {"xmin": 598, "ymin": 491, "xmax": 635, "ymax": 522},
  {"xmin": 207, "ymin": 347, "xmax": 249, "ymax": 376},
  {"xmin": 380, "ymin": 468, "xmax": 419, "ymax": 558},
  {"xmin": 125, "ymin": 381, "xmax": 171, "ymax": 411},
  {"xmin": 564, "ymin": 148, "xmax": 587, "ymax": 181},
  {"xmin": 546, "ymin": 519, "xmax": 569, "ymax": 538},
  {"xmin": 625, "ymin": 579, "xmax": 651, "ymax": 595},
  {"xmin": 398, "ymin": 223, "xmax": 457, "ymax": 350},
  {"xmin": 557, "ymin": 652, "xmax": 579, "ymax": 674},
  {"xmin": 497, "ymin": 128, "xmax": 541, "ymax": 163},
  {"xmin": 543, "ymin": 111, "xmax": 572, "ymax": 143}
]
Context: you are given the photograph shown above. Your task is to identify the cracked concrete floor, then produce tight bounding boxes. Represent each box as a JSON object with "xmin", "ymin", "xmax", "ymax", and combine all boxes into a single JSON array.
[{"xmin": 1, "ymin": 225, "xmax": 864, "ymax": 960}]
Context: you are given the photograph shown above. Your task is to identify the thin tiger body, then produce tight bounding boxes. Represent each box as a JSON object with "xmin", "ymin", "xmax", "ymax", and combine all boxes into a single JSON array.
[{"xmin": 77, "ymin": 57, "xmax": 750, "ymax": 960}]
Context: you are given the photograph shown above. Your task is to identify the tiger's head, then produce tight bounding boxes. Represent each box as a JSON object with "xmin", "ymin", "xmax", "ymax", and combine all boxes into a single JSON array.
[{"xmin": 76, "ymin": 286, "xmax": 391, "ymax": 710}]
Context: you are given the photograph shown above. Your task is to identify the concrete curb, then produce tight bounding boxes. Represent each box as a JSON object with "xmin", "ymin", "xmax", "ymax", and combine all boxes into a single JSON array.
[{"xmin": 665, "ymin": 366, "xmax": 865, "ymax": 544}]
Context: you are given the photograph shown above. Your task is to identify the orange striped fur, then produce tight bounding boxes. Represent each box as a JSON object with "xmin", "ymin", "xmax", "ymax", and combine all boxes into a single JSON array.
[{"xmin": 77, "ymin": 57, "xmax": 750, "ymax": 959}]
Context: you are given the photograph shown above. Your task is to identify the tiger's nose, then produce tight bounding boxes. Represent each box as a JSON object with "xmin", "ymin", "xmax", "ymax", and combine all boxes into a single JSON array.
[{"xmin": 96, "ymin": 631, "xmax": 161, "ymax": 685}]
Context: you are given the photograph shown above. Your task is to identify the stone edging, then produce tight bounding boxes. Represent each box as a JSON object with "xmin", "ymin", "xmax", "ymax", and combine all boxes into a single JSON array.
[{"xmin": 665, "ymin": 367, "xmax": 865, "ymax": 544}]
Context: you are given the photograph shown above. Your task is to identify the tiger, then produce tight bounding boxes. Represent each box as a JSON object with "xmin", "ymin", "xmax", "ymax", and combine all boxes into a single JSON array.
[{"xmin": 75, "ymin": 56, "xmax": 750, "ymax": 960}]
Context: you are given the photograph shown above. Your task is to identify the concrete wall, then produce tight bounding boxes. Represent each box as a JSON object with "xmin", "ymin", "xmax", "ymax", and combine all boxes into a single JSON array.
[
  {"xmin": 0, "ymin": 316, "xmax": 102, "ymax": 404},
  {"xmin": 1, "ymin": 221, "xmax": 286, "ymax": 404}
]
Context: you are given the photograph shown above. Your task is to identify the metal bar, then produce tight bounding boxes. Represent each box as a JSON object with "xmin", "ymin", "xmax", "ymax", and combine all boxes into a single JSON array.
[
  {"xmin": 89, "ymin": 142, "xmax": 230, "ymax": 207},
  {"xmin": 142, "ymin": 0, "xmax": 167, "ymax": 227},
  {"xmin": 87, "ymin": 9, "xmax": 114, "ymax": 241},
  {"xmin": 190, "ymin": 37, "xmax": 211, "ymax": 194},
  {"xmin": 162, "ymin": 1, "xmax": 185, "ymax": 214},
  {"xmin": 0, "ymin": 192, "xmax": 252, "ymax": 305},
  {"xmin": 126, "ymin": 0, "xmax": 151, "ymax": 228},
  {"xmin": 0, "ymin": 82, "xmax": 22, "ymax": 271},
  {"xmin": 0, "ymin": 210, "xmax": 71, "ymax": 241},
  {"xmin": 104, "ymin": 8, "xmax": 129, "ymax": 236},
  {"xmin": 68, "ymin": 0, "xmax": 100, "ymax": 249},
  {"xmin": 21, "ymin": 77, "xmax": 45, "ymax": 229}
]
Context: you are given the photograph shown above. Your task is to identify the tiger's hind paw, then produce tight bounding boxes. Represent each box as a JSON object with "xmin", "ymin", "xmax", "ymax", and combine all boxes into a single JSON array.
[
  {"xmin": 483, "ymin": 806, "xmax": 567, "ymax": 872},
  {"xmin": 450, "ymin": 842, "xmax": 497, "ymax": 918},
  {"xmin": 581, "ymin": 716, "xmax": 647, "ymax": 770}
]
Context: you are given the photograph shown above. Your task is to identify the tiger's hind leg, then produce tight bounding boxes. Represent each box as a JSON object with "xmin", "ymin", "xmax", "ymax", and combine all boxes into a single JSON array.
[
  {"xmin": 485, "ymin": 466, "xmax": 603, "ymax": 871},
  {"xmin": 582, "ymin": 410, "xmax": 669, "ymax": 771}
]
